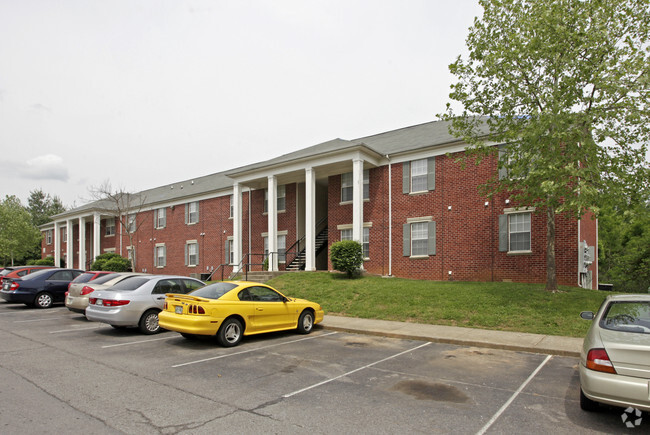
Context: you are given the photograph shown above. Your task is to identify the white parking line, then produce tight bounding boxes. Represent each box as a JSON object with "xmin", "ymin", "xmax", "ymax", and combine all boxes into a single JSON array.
[
  {"xmin": 172, "ymin": 332, "xmax": 339, "ymax": 368},
  {"xmin": 283, "ymin": 341, "xmax": 432, "ymax": 398},
  {"xmin": 49, "ymin": 325, "xmax": 107, "ymax": 333},
  {"xmin": 15, "ymin": 316, "xmax": 72, "ymax": 323},
  {"xmin": 102, "ymin": 336, "xmax": 178, "ymax": 348},
  {"xmin": 476, "ymin": 354, "xmax": 553, "ymax": 435}
]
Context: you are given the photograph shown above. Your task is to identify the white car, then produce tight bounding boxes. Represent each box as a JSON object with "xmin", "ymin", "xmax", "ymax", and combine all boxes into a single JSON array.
[
  {"xmin": 85, "ymin": 275, "xmax": 205, "ymax": 334},
  {"xmin": 579, "ymin": 294, "xmax": 650, "ymax": 412}
]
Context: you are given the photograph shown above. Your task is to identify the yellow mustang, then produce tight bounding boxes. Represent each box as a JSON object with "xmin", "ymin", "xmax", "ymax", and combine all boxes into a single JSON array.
[{"xmin": 159, "ymin": 281, "xmax": 324, "ymax": 347}]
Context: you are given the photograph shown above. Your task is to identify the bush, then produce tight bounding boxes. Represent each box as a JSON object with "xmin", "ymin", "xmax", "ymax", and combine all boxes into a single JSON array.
[
  {"xmin": 90, "ymin": 253, "xmax": 131, "ymax": 272},
  {"xmin": 330, "ymin": 240, "xmax": 363, "ymax": 278},
  {"xmin": 32, "ymin": 256, "xmax": 55, "ymax": 266}
]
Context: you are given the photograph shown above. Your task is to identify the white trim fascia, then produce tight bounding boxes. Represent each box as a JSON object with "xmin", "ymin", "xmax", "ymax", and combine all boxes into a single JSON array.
[{"xmin": 388, "ymin": 140, "xmax": 505, "ymax": 165}]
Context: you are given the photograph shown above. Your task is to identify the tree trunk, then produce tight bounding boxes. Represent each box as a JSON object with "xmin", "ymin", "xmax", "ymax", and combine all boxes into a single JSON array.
[{"xmin": 546, "ymin": 205, "xmax": 558, "ymax": 292}]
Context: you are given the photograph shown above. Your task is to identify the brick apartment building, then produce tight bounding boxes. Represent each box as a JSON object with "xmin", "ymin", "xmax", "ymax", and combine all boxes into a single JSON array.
[{"xmin": 41, "ymin": 120, "xmax": 598, "ymax": 288}]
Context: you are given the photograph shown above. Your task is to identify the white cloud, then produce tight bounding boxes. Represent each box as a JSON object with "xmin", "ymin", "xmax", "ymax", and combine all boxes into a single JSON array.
[{"xmin": 20, "ymin": 154, "xmax": 69, "ymax": 182}]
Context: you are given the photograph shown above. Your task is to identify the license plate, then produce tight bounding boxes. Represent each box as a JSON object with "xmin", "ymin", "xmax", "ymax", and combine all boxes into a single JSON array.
[
  {"xmin": 3, "ymin": 284, "xmax": 8, "ymax": 291},
  {"xmin": 175, "ymin": 306, "xmax": 183, "ymax": 314},
  {"xmin": 96, "ymin": 299, "xmax": 103, "ymax": 305}
]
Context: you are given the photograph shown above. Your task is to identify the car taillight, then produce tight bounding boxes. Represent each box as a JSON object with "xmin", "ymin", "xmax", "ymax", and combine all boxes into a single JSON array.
[
  {"xmin": 89, "ymin": 297, "xmax": 96, "ymax": 304},
  {"xmin": 10, "ymin": 282, "xmax": 19, "ymax": 291},
  {"xmin": 586, "ymin": 348, "xmax": 616, "ymax": 374},
  {"xmin": 188, "ymin": 305, "xmax": 205, "ymax": 314},
  {"xmin": 102, "ymin": 300, "xmax": 130, "ymax": 307},
  {"xmin": 81, "ymin": 286, "xmax": 94, "ymax": 296}
]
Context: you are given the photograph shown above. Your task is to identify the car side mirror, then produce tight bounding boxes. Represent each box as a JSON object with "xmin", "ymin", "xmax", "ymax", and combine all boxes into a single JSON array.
[{"xmin": 580, "ymin": 311, "xmax": 594, "ymax": 320}]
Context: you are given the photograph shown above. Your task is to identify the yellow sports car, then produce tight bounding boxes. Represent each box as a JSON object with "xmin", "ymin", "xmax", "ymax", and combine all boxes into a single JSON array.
[{"xmin": 158, "ymin": 281, "xmax": 324, "ymax": 347}]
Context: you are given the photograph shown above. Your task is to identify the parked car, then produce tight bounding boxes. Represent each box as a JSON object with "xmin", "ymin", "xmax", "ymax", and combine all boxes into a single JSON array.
[
  {"xmin": 1, "ymin": 265, "xmax": 56, "ymax": 285},
  {"xmin": 85, "ymin": 275, "xmax": 205, "ymax": 334},
  {"xmin": 66, "ymin": 272, "xmax": 146, "ymax": 314},
  {"xmin": 158, "ymin": 281, "xmax": 324, "ymax": 347},
  {"xmin": 579, "ymin": 294, "xmax": 650, "ymax": 412},
  {"xmin": 0, "ymin": 268, "xmax": 84, "ymax": 308}
]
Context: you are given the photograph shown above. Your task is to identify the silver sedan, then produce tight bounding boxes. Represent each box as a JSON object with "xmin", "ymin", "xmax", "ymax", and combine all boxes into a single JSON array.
[
  {"xmin": 85, "ymin": 275, "xmax": 205, "ymax": 334},
  {"xmin": 579, "ymin": 294, "xmax": 650, "ymax": 412}
]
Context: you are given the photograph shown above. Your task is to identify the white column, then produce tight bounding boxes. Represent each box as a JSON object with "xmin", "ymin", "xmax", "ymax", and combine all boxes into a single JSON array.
[
  {"xmin": 352, "ymin": 158, "xmax": 364, "ymax": 243},
  {"xmin": 66, "ymin": 219, "xmax": 73, "ymax": 268},
  {"xmin": 267, "ymin": 176, "xmax": 278, "ymax": 272},
  {"xmin": 305, "ymin": 167, "xmax": 316, "ymax": 271},
  {"xmin": 78, "ymin": 217, "xmax": 86, "ymax": 270},
  {"xmin": 93, "ymin": 213, "xmax": 101, "ymax": 262},
  {"xmin": 54, "ymin": 221, "xmax": 61, "ymax": 267},
  {"xmin": 233, "ymin": 183, "xmax": 243, "ymax": 273}
]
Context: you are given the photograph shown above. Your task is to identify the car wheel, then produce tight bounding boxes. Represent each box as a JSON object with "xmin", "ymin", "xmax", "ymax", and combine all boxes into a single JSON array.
[
  {"xmin": 34, "ymin": 292, "xmax": 53, "ymax": 309},
  {"xmin": 297, "ymin": 310, "xmax": 314, "ymax": 334},
  {"xmin": 138, "ymin": 310, "xmax": 161, "ymax": 335},
  {"xmin": 579, "ymin": 388, "xmax": 599, "ymax": 412},
  {"xmin": 217, "ymin": 318, "xmax": 243, "ymax": 347}
]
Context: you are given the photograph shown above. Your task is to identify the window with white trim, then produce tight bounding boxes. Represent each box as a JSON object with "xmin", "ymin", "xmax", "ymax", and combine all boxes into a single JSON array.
[
  {"xmin": 278, "ymin": 234, "xmax": 286, "ymax": 263},
  {"xmin": 264, "ymin": 186, "xmax": 286, "ymax": 213},
  {"xmin": 155, "ymin": 208, "xmax": 166, "ymax": 229},
  {"xmin": 341, "ymin": 170, "xmax": 369, "ymax": 202},
  {"xmin": 403, "ymin": 218, "xmax": 436, "ymax": 257},
  {"xmin": 154, "ymin": 244, "xmax": 166, "ymax": 267},
  {"xmin": 61, "ymin": 227, "xmax": 67, "ymax": 241},
  {"xmin": 225, "ymin": 238, "xmax": 234, "ymax": 265},
  {"xmin": 186, "ymin": 201, "xmax": 199, "ymax": 224},
  {"xmin": 185, "ymin": 241, "xmax": 199, "ymax": 266},
  {"xmin": 229, "ymin": 195, "xmax": 234, "ymax": 218},
  {"xmin": 46, "ymin": 229, "xmax": 53, "ymax": 245},
  {"xmin": 499, "ymin": 211, "xmax": 531, "ymax": 253},
  {"xmin": 403, "ymin": 158, "xmax": 435, "ymax": 194},
  {"xmin": 363, "ymin": 227, "xmax": 369, "ymax": 259},
  {"xmin": 105, "ymin": 218, "xmax": 115, "ymax": 236}
]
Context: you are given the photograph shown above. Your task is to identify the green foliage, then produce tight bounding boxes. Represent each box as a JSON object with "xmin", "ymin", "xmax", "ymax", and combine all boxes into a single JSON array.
[
  {"xmin": 27, "ymin": 189, "xmax": 66, "ymax": 227},
  {"xmin": 599, "ymin": 199, "xmax": 650, "ymax": 293},
  {"xmin": 0, "ymin": 195, "xmax": 42, "ymax": 266},
  {"xmin": 268, "ymin": 272, "xmax": 609, "ymax": 337},
  {"xmin": 90, "ymin": 253, "xmax": 131, "ymax": 272},
  {"xmin": 444, "ymin": 0, "xmax": 650, "ymax": 291},
  {"xmin": 27, "ymin": 256, "xmax": 55, "ymax": 266},
  {"xmin": 330, "ymin": 240, "xmax": 363, "ymax": 278}
]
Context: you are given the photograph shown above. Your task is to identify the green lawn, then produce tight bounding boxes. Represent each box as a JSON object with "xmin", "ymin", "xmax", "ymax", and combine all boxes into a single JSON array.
[{"xmin": 266, "ymin": 272, "xmax": 612, "ymax": 338}]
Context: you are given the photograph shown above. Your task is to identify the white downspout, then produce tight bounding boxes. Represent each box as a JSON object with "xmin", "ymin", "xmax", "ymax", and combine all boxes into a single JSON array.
[{"xmin": 387, "ymin": 155, "xmax": 392, "ymax": 277}]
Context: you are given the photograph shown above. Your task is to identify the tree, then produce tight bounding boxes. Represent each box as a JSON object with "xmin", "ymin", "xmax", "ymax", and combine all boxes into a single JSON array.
[
  {"xmin": 0, "ymin": 196, "xmax": 42, "ymax": 266},
  {"xmin": 88, "ymin": 181, "xmax": 146, "ymax": 272},
  {"xmin": 444, "ymin": 0, "xmax": 650, "ymax": 291},
  {"xmin": 330, "ymin": 240, "xmax": 364, "ymax": 278},
  {"xmin": 27, "ymin": 189, "xmax": 66, "ymax": 227}
]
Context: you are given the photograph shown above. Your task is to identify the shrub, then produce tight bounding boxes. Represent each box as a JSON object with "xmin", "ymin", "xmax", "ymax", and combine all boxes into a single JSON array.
[
  {"xmin": 91, "ymin": 253, "xmax": 131, "ymax": 272},
  {"xmin": 330, "ymin": 240, "xmax": 363, "ymax": 278},
  {"xmin": 32, "ymin": 256, "xmax": 55, "ymax": 266}
]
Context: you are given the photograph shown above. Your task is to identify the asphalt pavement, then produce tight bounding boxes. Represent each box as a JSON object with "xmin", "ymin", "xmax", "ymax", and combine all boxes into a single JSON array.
[{"xmin": 322, "ymin": 315, "xmax": 583, "ymax": 357}]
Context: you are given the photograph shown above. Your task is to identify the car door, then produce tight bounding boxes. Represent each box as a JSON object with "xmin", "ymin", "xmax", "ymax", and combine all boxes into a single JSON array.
[
  {"xmin": 247, "ymin": 286, "xmax": 293, "ymax": 332},
  {"xmin": 45, "ymin": 270, "xmax": 75, "ymax": 301},
  {"xmin": 151, "ymin": 278, "xmax": 183, "ymax": 308}
]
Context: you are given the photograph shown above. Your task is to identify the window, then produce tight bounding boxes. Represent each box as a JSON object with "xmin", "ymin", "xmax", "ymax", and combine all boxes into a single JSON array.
[
  {"xmin": 340, "ymin": 229, "xmax": 352, "ymax": 241},
  {"xmin": 264, "ymin": 185, "xmax": 286, "ymax": 213},
  {"xmin": 61, "ymin": 227, "xmax": 67, "ymax": 241},
  {"xmin": 341, "ymin": 170, "xmax": 369, "ymax": 202},
  {"xmin": 155, "ymin": 208, "xmax": 166, "ymax": 229},
  {"xmin": 403, "ymin": 158, "xmax": 435, "ymax": 194},
  {"xmin": 499, "ymin": 212, "xmax": 531, "ymax": 253},
  {"xmin": 186, "ymin": 202, "xmax": 199, "ymax": 224},
  {"xmin": 155, "ymin": 244, "xmax": 166, "ymax": 267},
  {"xmin": 363, "ymin": 227, "xmax": 370, "ymax": 259},
  {"xmin": 278, "ymin": 234, "xmax": 286, "ymax": 263},
  {"xmin": 403, "ymin": 219, "xmax": 436, "ymax": 257},
  {"xmin": 229, "ymin": 195, "xmax": 234, "ymax": 218},
  {"xmin": 46, "ymin": 230, "xmax": 53, "ymax": 245},
  {"xmin": 152, "ymin": 279, "xmax": 181, "ymax": 294},
  {"xmin": 127, "ymin": 214, "xmax": 136, "ymax": 233},
  {"xmin": 185, "ymin": 241, "xmax": 199, "ymax": 266},
  {"xmin": 105, "ymin": 218, "xmax": 115, "ymax": 236},
  {"xmin": 225, "ymin": 238, "xmax": 234, "ymax": 265}
]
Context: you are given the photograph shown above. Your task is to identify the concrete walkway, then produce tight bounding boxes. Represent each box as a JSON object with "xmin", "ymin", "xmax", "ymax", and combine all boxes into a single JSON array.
[{"xmin": 322, "ymin": 315, "xmax": 583, "ymax": 357}]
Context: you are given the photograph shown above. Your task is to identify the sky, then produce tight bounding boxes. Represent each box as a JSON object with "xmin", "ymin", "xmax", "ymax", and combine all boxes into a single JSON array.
[{"xmin": 0, "ymin": 0, "xmax": 483, "ymax": 208}]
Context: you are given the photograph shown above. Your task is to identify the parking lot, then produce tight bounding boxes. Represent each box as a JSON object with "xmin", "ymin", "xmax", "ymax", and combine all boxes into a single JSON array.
[{"xmin": 0, "ymin": 302, "xmax": 644, "ymax": 434}]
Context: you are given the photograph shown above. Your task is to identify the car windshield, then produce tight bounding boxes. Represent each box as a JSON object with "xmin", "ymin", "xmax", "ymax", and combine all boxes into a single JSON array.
[
  {"xmin": 21, "ymin": 269, "xmax": 54, "ymax": 280},
  {"xmin": 90, "ymin": 273, "xmax": 122, "ymax": 285},
  {"xmin": 189, "ymin": 282, "xmax": 237, "ymax": 300},
  {"xmin": 601, "ymin": 301, "xmax": 650, "ymax": 334},
  {"xmin": 71, "ymin": 272, "xmax": 97, "ymax": 284},
  {"xmin": 109, "ymin": 276, "xmax": 152, "ymax": 291}
]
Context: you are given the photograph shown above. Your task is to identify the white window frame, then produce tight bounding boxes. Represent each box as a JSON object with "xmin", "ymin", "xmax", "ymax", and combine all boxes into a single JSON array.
[
  {"xmin": 229, "ymin": 195, "xmax": 234, "ymax": 219},
  {"xmin": 264, "ymin": 186, "xmax": 286, "ymax": 213},
  {"xmin": 46, "ymin": 229, "xmax": 53, "ymax": 245},
  {"xmin": 226, "ymin": 237, "xmax": 234, "ymax": 265},
  {"xmin": 507, "ymin": 211, "xmax": 532, "ymax": 253},
  {"xmin": 262, "ymin": 231, "xmax": 288, "ymax": 263},
  {"xmin": 341, "ymin": 170, "xmax": 369, "ymax": 203},
  {"xmin": 105, "ymin": 218, "xmax": 115, "ymax": 236},
  {"xmin": 410, "ymin": 159, "xmax": 428, "ymax": 193},
  {"xmin": 155, "ymin": 208, "xmax": 166, "ymax": 229},
  {"xmin": 338, "ymin": 223, "xmax": 371, "ymax": 259},
  {"xmin": 186, "ymin": 202, "xmax": 199, "ymax": 225},
  {"xmin": 154, "ymin": 244, "xmax": 166, "ymax": 268},
  {"xmin": 61, "ymin": 227, "xmax": 67, "ymax": 241},
  {"xmin": 185, "ymin": 241, "xmax": 199, "ymax": 267}
]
